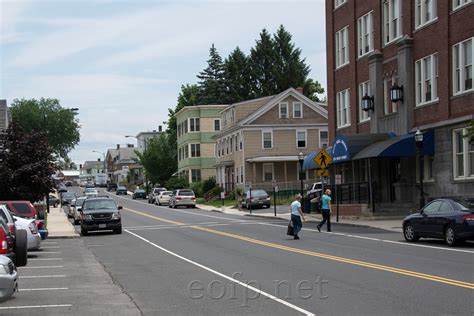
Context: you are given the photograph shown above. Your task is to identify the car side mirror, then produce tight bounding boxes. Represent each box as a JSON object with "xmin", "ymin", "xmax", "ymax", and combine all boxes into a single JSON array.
[{"xmin": 118, "ymin": 206, "xmax": 123, "ymax": 210}]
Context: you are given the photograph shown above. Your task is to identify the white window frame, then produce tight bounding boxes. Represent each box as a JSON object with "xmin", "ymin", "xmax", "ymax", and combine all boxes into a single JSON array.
[
  {"xmin": 358, "ymin": 81, "xmax": 371, "ymax": 122},
  {"xmin": 293, "ymin": 102, "xmax": 303, "ymax": 118},
  {"xmin": 453, "ymin": 127, "xmax": 474, "ymax": 179},
  {"xmin": 262, "ymin": 129, "xmax": 273, "ymax": 149},
  {"xmin": 336, "ymin": 89, "xmax": 351, "ymax": 128},
  {"xmin": 383, "ymin": 0, "xmax": 402, "ymax": 45},
  {"xmin": 335, "ymin": 26, "xmax": 349, "ymax": 69},
  {"xmin": 319, "ymin": 131, "xmax": 328, "ymax": 149},
  {"xmin": 357, "ymin": 11, "xmax": 374, "ymax": 58},
  {"xmin": 190, "ymin": 143, "xmax": 201, "ymax": 158},
  {"xmin": 415, "ymin": 53, "xmax": 439, "ymax": 106},
  {"xmin": 334, "ymin": 0, "xmax": 346, "ymax": 9},
  {"xmin": 279, "ymin": 102, "xmax": 288, "ymax": 119},
  {"xmin": 262, "ymin": 163, "xmax": 274, "ymax": 181},
  {"xmin": 415, "ymin": 0, "xmax": 437, "ymax": 29},
  {"xmin": 189, "ymin": 117, "xmax": 200, "ymax": 132},
  {"xmin": 383, "ymin": 76, "xmax": 398, "ymax": 115},
  {"xmin": 296, "ymin": 130, "xmax": 307, "ymax": 148},
  {"xmin": 453, "ymin": 0, "xmax": 472, "ymax": 11},
  {"xmin": 214, "ymin": 119, "xmax": 220, "ymax": 131},
  {"xmin": 453, "ymin": 37, "xmax": 473, "ymax": 95}
]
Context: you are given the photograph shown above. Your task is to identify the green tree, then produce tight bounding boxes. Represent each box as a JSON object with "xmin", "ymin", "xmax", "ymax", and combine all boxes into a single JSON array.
[
  {"xmin": 0, "ymin": 121, "xmax": 56, "ymax": 201},
  {"xmin": 249, "ymin": 29, "xmax": 277, "ymax": 97},
  {"xmin": 165, "ymin": 177, "xmax": 189, "ymax": 190},
  {"xmin": 135, "ymin": 134, "xmax": 177, "ymax": 187},
  {"xmin": 223, "ymin": 47, "xmax": 252, "ymax": 103},
  {"xmin": 197, "ymin": 44, "xmax": 226, "ymax": 104},
  {"xmin": 303, "ymin": 78, "xmax": 325, "ymax": 102},
  {"xmin": 10, "ymin": 98, "xmax": 80, "ymax": 159},
  {"xmin": 466, "ymin": 120, "xmax": 474, "ymax": 143}
]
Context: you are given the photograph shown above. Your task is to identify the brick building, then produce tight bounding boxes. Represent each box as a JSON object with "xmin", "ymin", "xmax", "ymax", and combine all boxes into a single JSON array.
[{"xmin": 324, "ymin": 0, "xmax": 473, "ymax": 213}]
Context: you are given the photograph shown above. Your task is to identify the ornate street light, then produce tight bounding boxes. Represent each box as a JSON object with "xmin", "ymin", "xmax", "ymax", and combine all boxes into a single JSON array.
[
  {"xmin": 390, "ymin": 84, "xmax": 404, "ymax": 103},
  {"xmin": 415, "ymin": 129, "xmax": 425, "ymax": 209},
  {"xmin": 362, "ymin": 94, "xmax": 374, "ymax": 112}
]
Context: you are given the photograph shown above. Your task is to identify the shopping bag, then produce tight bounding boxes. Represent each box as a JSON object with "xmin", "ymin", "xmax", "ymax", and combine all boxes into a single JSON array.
[{"xmin": 286, "ymin": 220, "xmax": 294, "ymax": 236}]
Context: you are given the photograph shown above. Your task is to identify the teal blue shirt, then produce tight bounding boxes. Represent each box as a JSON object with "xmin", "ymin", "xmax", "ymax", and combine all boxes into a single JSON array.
[
  {"xmin": 291, "ymin": 200, "xmax": 301, "ymax": 216},
  {"xmin": 322, "ymin": 194, "xmax": 331, "ymax": 210}
]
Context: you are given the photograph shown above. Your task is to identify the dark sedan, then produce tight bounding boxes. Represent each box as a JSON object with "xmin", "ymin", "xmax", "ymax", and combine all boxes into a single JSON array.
[
  {"xmin": 403, "ymin": 197, "xmax": 474, "ymax": 246},
  {"xmin": 116, "ymin": 186, "xmax": 128, "ymax": 195},
  {"xmin": 132, "ymin": 189, "xmax": 147, "ymax": 200}
]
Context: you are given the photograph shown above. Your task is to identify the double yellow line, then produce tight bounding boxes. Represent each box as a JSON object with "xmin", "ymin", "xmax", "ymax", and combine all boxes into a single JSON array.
[{"xmin": 124, "ymin": 208, "xmax": 474, "ymax": 290}]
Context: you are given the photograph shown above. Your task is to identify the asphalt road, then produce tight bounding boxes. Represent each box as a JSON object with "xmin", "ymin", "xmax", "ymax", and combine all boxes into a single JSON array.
[{"xmin": 72, "ymin": 188, "xmax": 473, "ymax": 315}]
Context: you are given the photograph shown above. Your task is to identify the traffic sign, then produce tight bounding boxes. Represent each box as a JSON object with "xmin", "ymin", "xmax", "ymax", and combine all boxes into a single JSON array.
[
  {"xmin": 313, "ymin": 149, "xmax": 332, "ymax": 169},
  {"xmin": 335, "ymin": 174, "xmax": 342, "ymax": 185},
  {"xmin": 316, "ymin": 169, "xmax": 330, "ymax": 177}
]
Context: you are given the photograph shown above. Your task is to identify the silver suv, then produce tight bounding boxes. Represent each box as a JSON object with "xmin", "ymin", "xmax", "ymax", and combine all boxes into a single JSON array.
[{"xmin": 169, "ymin": 190, "xmax": 196, "ymax": 209}]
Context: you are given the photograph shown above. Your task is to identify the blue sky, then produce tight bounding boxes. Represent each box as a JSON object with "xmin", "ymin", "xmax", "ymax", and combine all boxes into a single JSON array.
[{"xmin": 0, "ymin": 0, "xmax": 326, "ymax": 165}]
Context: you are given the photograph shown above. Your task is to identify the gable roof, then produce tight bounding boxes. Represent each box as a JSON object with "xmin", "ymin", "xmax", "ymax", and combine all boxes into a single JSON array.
[
  {"xmin": 83, "ymin": 160, "xmax": 102, "ymax": 170},
  {"xmin": 238, "ymin": 87, "xmax": 328, "ymax": 126}
]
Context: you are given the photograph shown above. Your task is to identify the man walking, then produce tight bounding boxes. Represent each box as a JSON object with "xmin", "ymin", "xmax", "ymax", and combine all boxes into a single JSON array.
[
  {"xmin": 317, "ymin": 189, "xmax": 332, "ymax": 232},
  {"xmin": 291, "ymin": 194, "xmax": 306, "ymax": 240}
]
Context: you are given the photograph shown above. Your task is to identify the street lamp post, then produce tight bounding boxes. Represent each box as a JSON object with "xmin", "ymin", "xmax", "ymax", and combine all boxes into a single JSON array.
[
  {"xmin": 125, "ymin": 135, "xmax": 148, "ymax": 194},
  {"xmin": 298, "ymin": 151, "xmax": 305, "ymax": 212},
  {"xmin": 415, "ymin": 129, "xmax": 425, "ymax": 209}
]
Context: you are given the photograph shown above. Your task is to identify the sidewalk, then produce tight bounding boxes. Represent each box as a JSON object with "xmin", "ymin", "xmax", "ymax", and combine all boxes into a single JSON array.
[
  {"xmin": 46, "ymin": 204, "xmax": 79, "ymax": 238},
  {"xmin": 196, "ymin": 204, "xmax": 404, "ymax": 233}
]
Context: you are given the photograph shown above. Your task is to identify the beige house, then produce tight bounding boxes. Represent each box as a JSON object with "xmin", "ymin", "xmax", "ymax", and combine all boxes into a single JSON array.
[{"xmin": 215, "ymin": 88, "xmax": 328, "ymax": 192}]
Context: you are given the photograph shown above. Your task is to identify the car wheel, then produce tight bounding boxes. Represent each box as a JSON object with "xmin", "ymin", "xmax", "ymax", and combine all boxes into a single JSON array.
[
  {"xmin": 403, "ymin": 223, "xmax": 419, "ymax": 242},
  {"xmin": 158, "ymin": 201, "xmax": 161, "ymax": 206},
  {"xmin": 444, "ymin": 225, "xmax": 457, "ymax": 246},
  {"xmin": 81, "ymin": 228, "xmax": 88, "ymax": 236},
  {"xmin": 14, "ymin": 229, "xmax": 28, "ymax": 267},
  {"xmin": 73, "ymin": 218, "xmax": 79, "ymax": 225}
]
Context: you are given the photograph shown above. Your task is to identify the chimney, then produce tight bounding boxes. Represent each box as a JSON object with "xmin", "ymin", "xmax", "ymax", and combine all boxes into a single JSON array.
[
  {"xmin": 158, "ymin": 125, "xmax": 162, "ymax": 132},
  {"xmin": 296, "ymin": 87, "xmax": 304, "ymax": 94},
  {"xmin": 116, "ymin": 144, "xmax": 120, "ymax": 149}
]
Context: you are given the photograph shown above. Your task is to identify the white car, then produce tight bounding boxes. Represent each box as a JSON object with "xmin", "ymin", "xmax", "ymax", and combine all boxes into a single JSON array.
[
  {"xmin": 0, "ymin": 255, "xmax": 18, "ymax": 301},
  {"xmin": 155, "ymin": 191, "xmax": 172, "ymax": 206},
  {"xmin": 84, "ymin": 188, "xmax": 99, "ymax": 197},
  {"xmin": 13, "ymin": 216, "xmax": 41, "ymax": 251}
]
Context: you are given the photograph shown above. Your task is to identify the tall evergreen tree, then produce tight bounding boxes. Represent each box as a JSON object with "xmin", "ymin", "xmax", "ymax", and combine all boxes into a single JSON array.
[
  {"xmin": 223, "ymin": 47, "xmax": 252, "ymax": 103},
  {"xmin": 197, "ymin": 44, "xmax": 226, "ymax": 104},
  {"xmin": 249, "ymin": 29, "xmax": 277, "ymax": 97},
  {"xmin": 273, "ymin": 25, "xmax": 310, "ymax": 93}
]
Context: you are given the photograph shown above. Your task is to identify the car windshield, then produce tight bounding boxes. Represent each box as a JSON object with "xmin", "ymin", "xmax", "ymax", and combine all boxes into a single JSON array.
[
  {"xmin": 179, "ymin": 190, "xmax": 194, "ymax": 196},
  {"xmin": 162, "ymin": 191, "xmax": 172, "ymax": 196},
  {"xmin": 135, "ymin": 190, "xmax": 145, "ymax": 193},
  {"xmin": 249, "ymin": 190, "xmax": 268, "ymax": 196},
  {"xmin": 84, "ymin": 188, "xmax": 96, "ymax": 193},
  {"xmin": 84, "ymin": 200, "xmax": 117, "ymax": 210},
  {"xmin": 12, "ymin": 203, "xmax": 32, "ymax": 214},
  {"xmin": 76, "ymin": 198, "xmax": 86, "ymax": 206},
  {"xmin": 117, "ymin": 187, "xmax": 126, "ymax": 190},
  {"xmin": 452, "ymin": 198, "xmax": 474, "ymax": 212},
  {"xmin": 63, "ymin": 192, "xmax": 75, "ymax": 198}
]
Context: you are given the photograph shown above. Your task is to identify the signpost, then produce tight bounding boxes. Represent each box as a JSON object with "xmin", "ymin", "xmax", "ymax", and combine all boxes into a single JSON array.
[
  {"xmin": 314, "ymin": 149, "xmax": 333, "ymax": 200},
  {"xmin": 272, "ymin": 180, "xmax": 277, "ymax": 217},
  {"xmin": 316, "ymin": 169, "xmax": 330, "ymax": 177},
  {"xmin": 335, "ymin": 174, "xmax": 341, "ymax": 222}
]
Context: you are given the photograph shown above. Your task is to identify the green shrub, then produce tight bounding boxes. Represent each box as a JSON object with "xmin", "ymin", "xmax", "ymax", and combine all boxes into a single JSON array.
[
  {"xmin": 202, "ymin": 177, "xmax": 217, "ymax": 194},
  {"xmin": 190, "ymin": 182, "xmax": 204, "ymax": 197},
  {"xmin": 165, "ymin": 177, "xmax": 189, "ymax": 190}
]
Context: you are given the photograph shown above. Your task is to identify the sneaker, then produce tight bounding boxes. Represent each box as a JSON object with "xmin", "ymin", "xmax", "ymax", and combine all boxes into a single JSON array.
[
  {"xmin": 294, "ymin": 236, "xmax": 300, "ymax": 240},
  {"xmin": 317, "ymin": 225, "xmax": 321, "ymax": 232}
]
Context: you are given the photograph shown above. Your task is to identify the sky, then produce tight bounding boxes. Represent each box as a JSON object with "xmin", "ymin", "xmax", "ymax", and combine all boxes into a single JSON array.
[{"xmin": 0, "ymin": 0, "xmax": 327, "ymax": 166}]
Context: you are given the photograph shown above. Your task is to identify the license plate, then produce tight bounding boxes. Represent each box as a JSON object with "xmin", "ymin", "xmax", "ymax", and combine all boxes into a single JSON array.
[{"xmin": 99, "ymin": 224, "xmax": 106, "ymax": 228}]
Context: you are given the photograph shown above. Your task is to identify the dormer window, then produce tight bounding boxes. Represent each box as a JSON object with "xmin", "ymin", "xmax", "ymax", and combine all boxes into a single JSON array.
[{"xmin": 293, "ymin": 102, "xmax": 303, "ymax": 118}]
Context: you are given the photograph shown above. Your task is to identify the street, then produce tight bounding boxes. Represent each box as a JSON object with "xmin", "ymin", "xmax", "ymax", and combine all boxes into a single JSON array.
[{"xmin": 65, "ymin": 187, "xmax": 473, "ymax": 315}]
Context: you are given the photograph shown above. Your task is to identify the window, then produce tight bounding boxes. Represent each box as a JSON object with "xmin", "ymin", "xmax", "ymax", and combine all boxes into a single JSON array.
[
  {"xmin": 279, "ymin": 102, "xmax": 288, "ymax": 119},
  {"xmin": 416, "ymin": 156, "xmax": 434, "ymax": 181},
  {"xmin": 239, "ymin": 132, "xmax": 243, "ymax": 150},
  {"xmin": 439, "ymin": 201, "xmax": 453, "ymax": 213},
  {"xmin": 191, "ymin": 169, "xmax": 201, "ymax": 182},
  {"xmin": 357, "ymin": 12, "xmax": 374, "ymax": 57},
  {"xmin": 189, "ymin": 118, "xmax": 200, "ymax": 132},
  {"xmin": 184, "ymin": 145, "xmax": 189, "ymax": 158},
  {"xmin": 293, "ymin": 102, "xmax": 303, "ymax": 118},
  {"xmin": 453, "ymin": 127, "xmax": 474, "ymax": 179},
  {"xmin": 383, "ymin": 0, "xmax": 402, "ymax": 44},
  {"xmin": 235, "ymin": 134, "xmax": 238, "ymax": 151},
  {"xmin": 416, "ymin": 0, "xmax": 437, "ymax": 28},
  {"xmin": 453, "ymin": 0, "xmax": 472, "ymax": 10},
  {"xmin": 262, "ymin": 130, "xmax": 273, "ymax": 149},
  {"xmin": 230, "ymin": 137, "xmax": 233, "ymax": 154},
  {"xmin": 190, "ymin": 143, "xmax": 200, "ymax": 157},
  {"xmin": 358, "ymin": 81, "xmax": 371, "ymax": 122},
  {"xmin": 335, "ymin": 27, "xmax": 349, "ymax": 68},
  {"xmin": 423, "ymin": 201, "xmax": 442, "ymax": 214},
  {"xmin": 222, "ymin": 113, "xmax": 227, "ymax": 127},
  {"xmin": 334, "ymin": 0, "xmax": 346, "ymax": 9},
  {"xmin": 230, "ymin": 109, "xmax": 235, "ymax": 124},
  {"xmin": 416, "ymin": 53, "xmax": 438, "ymax": 105},
  {"xmin": 296, "ymin": 130, "xmax": 307, "ymax": 148},
  {"xmin": 336, "ymin": 89, "xmax": 350, "ymax": 128},
  {"xmin": 214, "ymin": 119, "xmax": 220, "ymax": 131},
  {"xmin": 240, "ymin": 166, "xmax": 243, "ymax": 183},
  {"xmin": 320, "ymin": 131, "xmax": 328, "ymax": 149},
  {"xmin": 453, "ymin": 38, "xmax": 473, "ymax": 94},
  {"xmin": 383, "ymin": 76, "xmax": 398, "ymax": 115},
  {"xmin": 226, "ymin": 138, "xmax": 229, "ymax": 155},
  {"xmin": 262, "ymin": 163, "xmax": 274, "ymax": 181}
]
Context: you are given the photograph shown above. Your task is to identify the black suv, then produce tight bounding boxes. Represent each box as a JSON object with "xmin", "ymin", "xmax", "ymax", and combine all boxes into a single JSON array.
[
  {"xmin": 107, "ymin": 182, "xmax": 118, "ymax": 192},
  {"xmin": 80, "ymin": 197, "xmax": 122, "ymax": 235}
]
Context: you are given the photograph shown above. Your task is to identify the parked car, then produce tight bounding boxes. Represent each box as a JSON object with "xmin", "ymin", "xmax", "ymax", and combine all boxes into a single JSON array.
[
  {"xmin": 403, "ymin": 197, "xmax": 474, "ymax": 246},
  {"xmin": 0, "ymin": 201, "xmax": 38, "ymax": 219},
  {"xmin": 0, "ymin": 216, "xmax": 27, "ymax": 267},
  {"xmin": 79, "ymin": 180, "xmax": 88, "ymax": 187},
  {"xmin": 240, "ymin": 190, "xmax": 271, "ymax": 209},
  {"xmin": 79, "ymin": 197, "xmax": 122, "ymax": 235},
  {"xmin": 132, "ymin": 189, "xmax": 147, "ymax": 200},
  {"xmin": 169, "ymin": 190, "xmax": 196, "ymax": 209},
  {"xmin": 12, "ymin": 216, "xmax": 41, "ymax": 250},
  {"xmin": 85, "ymin": 182, "xmax": 95, "ymax": 188},
  {"xmin": 61, "ymin": 192, "xmax": 76, "ymax": 205},
  {"xmin": 48, "ymin": 195, "xmax": 59, "ymax": 207},
  {"xmin": 84, "ymin": 188, "xmax": 99, "ymax": 197},
  {"xmin": 0, "ymin": 254, "xmax": 18, "ymax": 301},
  {"xmin": 148, "ymin": 187, "xmax": 167, "ymax": 204},
  {"xmin": 155, "ymin": 191, "xmax": 172, "ymax": 206},
  {"xmin": 116, "ymin": 186, "xmax": 128, "ymax": 195},
  {"xmin": 107, "ymin": 182, "xmax": 118, "ymax": 192},
  {"xmin": 72, "ymin": 197, "xmax": 87, "ymax": 225}
]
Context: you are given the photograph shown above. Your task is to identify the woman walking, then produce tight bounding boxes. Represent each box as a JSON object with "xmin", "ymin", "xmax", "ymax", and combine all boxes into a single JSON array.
[
  {"xmin": 291, "ymin": 194, "xmax": 306, "ymax": 240},
  {"xmin": 317, "ymin": 189, "xmax": 332, "ymax": 232}
]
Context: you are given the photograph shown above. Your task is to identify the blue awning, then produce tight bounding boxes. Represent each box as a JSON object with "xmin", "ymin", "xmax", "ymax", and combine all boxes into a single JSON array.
[
  {"xmin": 302, "ymin": 148, "xmax": 332, "ymax": 171},
  {"xmin": 331, "ymin": 133, "xmax": 393, "ymax": 163},
  {"xmin": 353, "ymin": 130, "xmax": 434, "ymax": 159}
]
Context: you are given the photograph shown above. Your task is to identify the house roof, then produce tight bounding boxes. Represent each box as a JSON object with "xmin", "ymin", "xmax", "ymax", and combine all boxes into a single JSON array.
[
  {"xmin": 175, "ymin": 104, "xmax": 228, "ymax": 117},
  {"xmin": 106, "ymin": 147, "xmax": 137, "ymax": 162},
  {"xmin": 82, "ymin": 160, "xmax": 102, "ymax": 170}
]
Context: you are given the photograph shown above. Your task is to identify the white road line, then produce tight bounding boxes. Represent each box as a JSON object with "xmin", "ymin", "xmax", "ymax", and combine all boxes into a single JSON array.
[
  {"xmin": 20, "ymin": 275, "xmax": 66, "ymax": 279},
  {"xmin": 40, "ymin": 246, "xmax": 61, "ymax": 249},
  {"xmin": 28, "ymin": 258, "xmax": 62, "ymax": 261},
  {"xmin": 19, "ymin": 287, "xmax": 68, "ymax": 292},
  {"xmin": 125, "ymin": 229, "xmax": 315, "ymax": 316},
  {"xmin": 40, "ymin": 241, "xmax": 58, "ymax": 244},
  {"xmin": 35, "ymin": 251, "xmax": 61, "ymax": 254},
  {"xmin": 124, "ymin": 222, "xmax": 219, "ymax": 229},
  {"xmin": 258, "ymin": 222, "xmax": 474, "ymax": 254},
  {"xmin": 0, "ymin": 304, "xmax": 72, "ymax": 310},
  {"xmin": 19, "ymin": 266, "xmax": 64, "ymax": 269}
]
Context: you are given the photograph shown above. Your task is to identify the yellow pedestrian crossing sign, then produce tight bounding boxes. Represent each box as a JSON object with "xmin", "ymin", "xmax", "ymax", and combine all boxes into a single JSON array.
[
  {"xmin": 313, "ymin": 149, "xmax": 332, "ymax": 169},
  {"xmin": 316, "ymin": 169, "xmax": 330, "ymax": 177}
]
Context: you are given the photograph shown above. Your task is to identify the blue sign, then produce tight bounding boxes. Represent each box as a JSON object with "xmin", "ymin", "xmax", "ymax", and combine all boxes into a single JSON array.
[{"xmin": 331, "ymin": 135, "xmax": 350, "ymax": 162}]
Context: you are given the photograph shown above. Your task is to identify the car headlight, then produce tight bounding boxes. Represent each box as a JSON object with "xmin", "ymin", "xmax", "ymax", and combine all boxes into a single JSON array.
[
  {"xmin": 111, "ymin": 212, "xmax": 121, "ymax": 220},
  {"xmin": 0, "ymin": 265, "xmax": 9, "ymax": 275},
  {"xmin": 84, "ymin": 214, "xmax": 92, "ymax": 220},
  {"xmin": 28, "ymin": 222, "xmax": 38, "ymax": 234}
]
